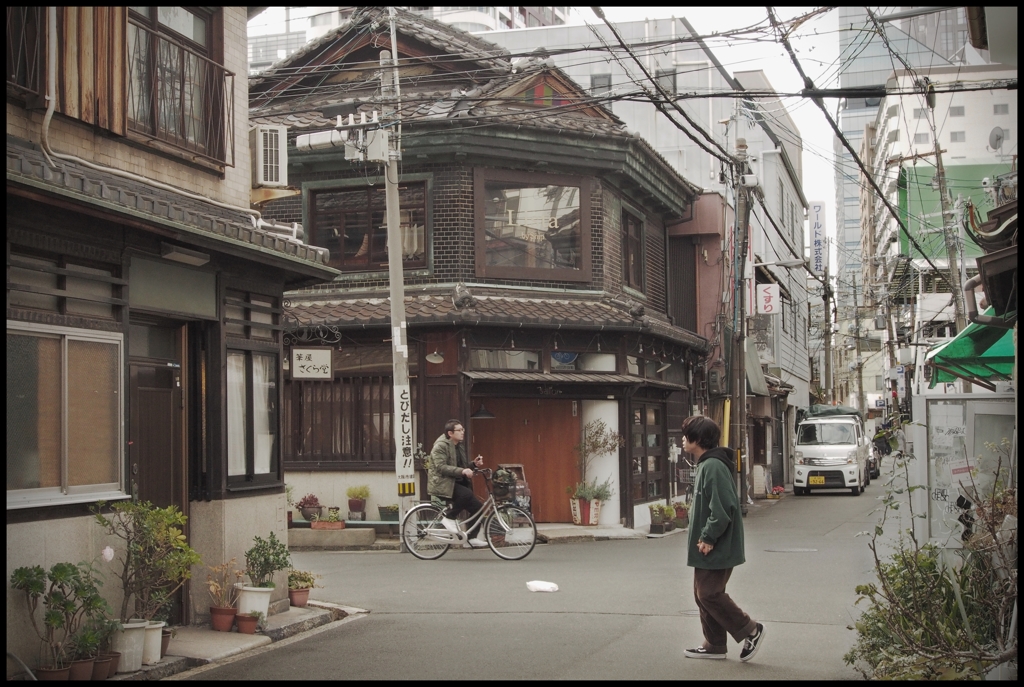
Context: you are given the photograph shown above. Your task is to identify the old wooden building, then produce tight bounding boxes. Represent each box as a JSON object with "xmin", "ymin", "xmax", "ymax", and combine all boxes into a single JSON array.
[{"xmin": 250, "ymin": 8, "xmax": 712, "ymax": 527}]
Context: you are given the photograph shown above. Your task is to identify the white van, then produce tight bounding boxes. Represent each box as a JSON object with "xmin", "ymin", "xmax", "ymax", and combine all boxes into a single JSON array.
[{"xmin": 793, "ymin": 415, "xmax": 870, "ymax": 496}]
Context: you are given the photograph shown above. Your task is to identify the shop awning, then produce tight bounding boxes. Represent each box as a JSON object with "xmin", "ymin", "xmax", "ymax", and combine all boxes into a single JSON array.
[{"xmin": 925, "ymin": 308, "xmax": 1015, "ymax": 389}]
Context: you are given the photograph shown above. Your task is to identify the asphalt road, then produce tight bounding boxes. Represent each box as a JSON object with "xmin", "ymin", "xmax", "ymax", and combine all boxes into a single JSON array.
[{"xmin": 176, "ymin": 487, "xmax": 896, "ymax": 680}]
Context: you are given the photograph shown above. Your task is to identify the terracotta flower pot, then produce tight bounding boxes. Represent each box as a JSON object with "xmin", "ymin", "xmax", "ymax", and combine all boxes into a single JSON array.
[
  {"xmin": 91, "ymin": 655, "xmax": 113, "ymax": 681},
  {"xmin": 68, "ymin": 658, "xmax": 95, "ymax": 681},
  {"xmin": 99, "ymin": 652, "xmax": 121, "ymax": 676},
  {"xmin": 161, "ymin": 628, "xmax": 172, "ymax": 658},
  {"xmin": 33, "ymin": 666, "xmax": 70, "ymax": 681},
  {"xmin": 289, "ymin": 588, "xmax": 311, "ymax": 608},
  {"xmin": 235, "ymin": 613, "xmax": 258, "ymax": 635},
  {"xmin": 348, "ymin": 498, "xmax": 365, "ymax": 513},
  {"xmin": 310, "ymin": 520, "xmax": 345, "ymax": 530},
  {"xmin": 210, "ymin": 605, "xmax": 236, "ymax": 632}
]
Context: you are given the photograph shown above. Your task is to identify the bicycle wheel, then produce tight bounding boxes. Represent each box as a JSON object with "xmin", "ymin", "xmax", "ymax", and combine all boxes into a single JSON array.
[
  {"xmin": 402, "ymin": 504, "xmax": 451, "ymax": 560},
  {"xmin": 485, "ymin": 505, "xmax": 536, "ymax": 560}
]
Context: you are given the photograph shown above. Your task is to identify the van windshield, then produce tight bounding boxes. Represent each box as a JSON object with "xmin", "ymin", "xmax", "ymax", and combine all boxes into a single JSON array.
[{"xmin": 798, "ymin": 423, "xmax": 855, "ymax": 445}]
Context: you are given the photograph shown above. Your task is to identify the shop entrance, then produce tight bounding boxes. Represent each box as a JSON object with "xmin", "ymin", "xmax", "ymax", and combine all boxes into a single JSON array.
[{"xmin": 469, "ymin": 398, "xmax": 580, "ymax": 523}]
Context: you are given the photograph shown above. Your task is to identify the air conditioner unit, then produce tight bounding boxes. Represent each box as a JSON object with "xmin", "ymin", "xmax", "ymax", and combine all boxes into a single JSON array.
[{"xmin": 250, "ymin": 125, "xmax": 288, "ymax": 188}]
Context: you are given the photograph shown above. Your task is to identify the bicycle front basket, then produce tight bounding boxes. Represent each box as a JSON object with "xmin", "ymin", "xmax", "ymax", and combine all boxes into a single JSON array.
[{"xmin": 492, "ymin": 468, "xmax": 516, "ymax": 498}]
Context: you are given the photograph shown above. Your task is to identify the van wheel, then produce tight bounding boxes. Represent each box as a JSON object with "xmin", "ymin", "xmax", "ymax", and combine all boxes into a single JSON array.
[
  {"xmin": 851, "ymin": 473, "xmax": 863, "ymax": 496},
  {"xmin": 794, "ymin": 486, "xmax": 805, "ymax": 496}
]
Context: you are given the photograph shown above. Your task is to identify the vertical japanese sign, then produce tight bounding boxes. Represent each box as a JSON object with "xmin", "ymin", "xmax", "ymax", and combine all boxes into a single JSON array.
[
  {"xmin": 756, "ymin": 284, "xmax": 781, "ymax": 314},
  {"xmin": 809, "ymin": 200, "xmax": 826, "ymax": 276},
  {"xmin": 394, "ymin": 381, "xmax": 415, "ymax": 484}
]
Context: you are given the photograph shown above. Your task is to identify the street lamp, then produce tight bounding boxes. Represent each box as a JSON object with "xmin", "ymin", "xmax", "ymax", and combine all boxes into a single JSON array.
[{"xmin": 753, "ymin": 258, "xmax": 808, "ymax": 269}]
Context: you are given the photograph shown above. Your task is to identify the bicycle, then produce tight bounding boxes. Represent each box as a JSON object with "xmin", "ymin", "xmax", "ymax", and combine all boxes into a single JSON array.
[{"xmin": 401, "ymin": 468, "xmax": 537, "ymax": 561}]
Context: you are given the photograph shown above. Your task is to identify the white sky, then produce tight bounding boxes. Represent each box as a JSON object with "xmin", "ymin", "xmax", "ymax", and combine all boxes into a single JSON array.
[{"xmin": 249, "ymin": 7, "xmax": 841, "ymax": 246}]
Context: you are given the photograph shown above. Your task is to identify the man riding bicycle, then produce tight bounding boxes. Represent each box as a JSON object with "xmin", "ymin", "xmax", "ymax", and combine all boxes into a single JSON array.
[{"xmin": 427, "ymin": 419, "xmax": 488, "ymax": 548}]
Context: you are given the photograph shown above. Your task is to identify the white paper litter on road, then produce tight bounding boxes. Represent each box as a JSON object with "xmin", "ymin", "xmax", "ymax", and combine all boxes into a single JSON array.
[{"xmin": 526, "ymin": 580, "xmax": 559, "ymax": 592}]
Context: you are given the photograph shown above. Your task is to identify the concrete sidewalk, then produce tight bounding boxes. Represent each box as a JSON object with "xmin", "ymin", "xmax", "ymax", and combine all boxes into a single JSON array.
[{"xmin": 108, "ymin": 601, "xmax": 366, "ymax": 681}]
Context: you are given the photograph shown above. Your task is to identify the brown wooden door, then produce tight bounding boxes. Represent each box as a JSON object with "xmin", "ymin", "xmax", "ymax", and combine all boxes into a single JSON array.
[{"xmin": 469, "ymin": 398, "xmax": 580, "ymax": 523}]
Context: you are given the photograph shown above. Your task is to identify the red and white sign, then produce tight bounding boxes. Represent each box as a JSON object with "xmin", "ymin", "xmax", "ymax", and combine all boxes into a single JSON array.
[{"xmin": 756, "ymin": 284, "xmax": 781, "ymax": 315}]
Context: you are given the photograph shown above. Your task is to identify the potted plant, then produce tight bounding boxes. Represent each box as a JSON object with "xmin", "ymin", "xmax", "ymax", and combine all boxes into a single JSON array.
[
  {"xmin": 287, "ymin": 570, "xmax": 321, "ymax": 608},
  {"xmin": 91, "ymin": 615, "xmax": 123, "ymax": 678},
  {"xmin": 347, "ymin": 485, "xmax": 370, "ymax": 518},
  {"xmin": 237, "ymin": 532, "xmax": 291, "ymax": 620},
  {"xmin": 378, "ymin": 504, "xmax": 400, "ymax": 522},
  {"xmin": 662, "ymin": 505, "xmax": 677, "ymax": 532},
  {"xmin": 235, "ymin": 611, "xmax": 260, "ymax": 635},
  {"xmin": 92, "ymin": 500, "xmax": 200, "ymax": 673},
  {"xmin": 672, "ymin": 502, "xmax": 688, "ymax": 528},
  {"xmin": 310, "ymin": 509, "xmax": 346, "ymax": 530},
  {"xmin": 296, "ymin": 493, "xmax": 322, "ymax": 522},
  {"xmin": 649, "ymin": 503, "xmax": 665, "ymax": 525},
  {"xmin": 206, "ymin": 560, "xmax": 241, "ymax": 632},
  {"xmin": 569, "ymin": 419, "xmax": 623, "ymax": 525},
  {"xmin": 285, "ymin": 485, "xmax": 296, "ymax": 527},
  {"xmin": 567, "ymin": 477, "xmax": 614, "ymax": 526},
  {"xmin": 9, "ymin": 561, "xmax": 109, "ymax": 679},
  {"xmin": 67, "ymin": 623, "xmax": 102, "ymax": 680}
]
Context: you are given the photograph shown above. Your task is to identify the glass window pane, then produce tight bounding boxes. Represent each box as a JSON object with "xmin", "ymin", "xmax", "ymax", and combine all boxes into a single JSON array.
[
  {"xmin": 252, "ymin": 354, "xmax": 277, "ymax": 475},
  {"xmin": 484, "ymin": 181, "xmax": 581, "ymax": 271},
  {"xmin": 469, "ymin": 349, "xmax": 539, "ymax": 370},
  {"xmin": 7, "ymin": 333, "xmax": 62, "ymax": 489},
  {"xmin": 647, "ymin": 407, "xmax": 661, "ymax": 425},
  {"xmin": 68, "ymin": 340, "xmax": 119, "ymax": 486},
  {"xmin": 158, "ymin": 7, "xmax": 206, "ymax": 46},
  {"xmin": 129, "ymin": 324, "xmax": 176, "ymax": 359},
  {"xmin": 250, "ymin": 297, "xmax": 275, "ymax": 341},
  {"xmin": 578, "ymin": 352, "xmax": 616, "ymax": 371},
  {"xmin": 227, "ymin": 353, "xmax": 247, "ymax": 476}
]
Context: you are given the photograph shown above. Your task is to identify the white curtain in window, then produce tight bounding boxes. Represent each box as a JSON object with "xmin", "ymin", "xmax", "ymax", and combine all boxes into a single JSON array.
[
  {"xmin": 227, "ymin": 353, "xmax": 247, "ymax": 476},
  {"xmin": 253, "ymin": 354, "xmax": 276, "ymax": 474}
]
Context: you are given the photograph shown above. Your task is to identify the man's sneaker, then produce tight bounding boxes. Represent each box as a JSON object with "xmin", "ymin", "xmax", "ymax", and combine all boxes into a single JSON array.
[
  {"xmin": 465, "ymin": 537, "xmax": 489, "ymax": 549},
  {"xmin": 739, "ymin": 623, "xmax": 765, "ymax": 662},
  {"xmin": 440, "ymin": 517, "xmax": 459, "ymax": 533},
  {"xmin": 683, "ymin": 646, "xmax": 726, "ymax": 660}
]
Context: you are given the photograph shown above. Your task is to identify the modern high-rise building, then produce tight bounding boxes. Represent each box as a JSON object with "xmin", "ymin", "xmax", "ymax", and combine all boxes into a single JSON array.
[{"xmin": 831, "ymin": 7, "xmax": 996, "ymax": 423}]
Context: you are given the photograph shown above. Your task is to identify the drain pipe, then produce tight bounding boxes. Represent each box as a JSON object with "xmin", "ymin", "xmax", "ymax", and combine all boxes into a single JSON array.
[
  {"xmin": 963, "ymin": 273, "xmax": 1017, "ymax": 328},
  {"xmin": 40, "ymin": 7, "xmax": 262, "ymax": 227}
]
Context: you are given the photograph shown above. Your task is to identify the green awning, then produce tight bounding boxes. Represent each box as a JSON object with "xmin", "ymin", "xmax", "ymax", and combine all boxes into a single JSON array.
[{"xmin": 925, "ymin": 308, "xmax": 1015, "ymax": 388}]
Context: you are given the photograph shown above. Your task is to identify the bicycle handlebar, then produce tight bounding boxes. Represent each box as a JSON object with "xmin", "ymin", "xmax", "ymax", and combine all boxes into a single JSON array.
[{"xmin": 471, "ymin": 467, "xmax": 492, "ymax": 477}]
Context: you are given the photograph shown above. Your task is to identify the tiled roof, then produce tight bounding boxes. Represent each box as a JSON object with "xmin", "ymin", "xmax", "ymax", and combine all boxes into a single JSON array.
[
  {"xmin": 6, "ymin": 138, "xmax": 337, "ymax": 274},
  {"xmin": 284, "ymin": 293, "xmax": 709, "ymax": 351},
  {"xmin": 249, "ymin": 7, "xmax": 511, "ymax": 93}
]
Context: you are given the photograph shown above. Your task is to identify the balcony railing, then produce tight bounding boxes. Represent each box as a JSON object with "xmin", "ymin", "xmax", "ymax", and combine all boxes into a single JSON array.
[
  {"xmin": 127, "ymin": 17, "xmax": 234, "ymax": 166},
  {"xmin": 6, "ymin": 7, "xmax": 44, "ymax": 102}
]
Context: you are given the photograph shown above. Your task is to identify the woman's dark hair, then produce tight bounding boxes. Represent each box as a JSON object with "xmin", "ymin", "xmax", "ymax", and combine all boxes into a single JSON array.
[
  {"xmin": 681, "ymin": 415, "xmax": 721, "ymax": 450},
  {"xmin": 444, "ymin": 419, "xmax": 464, "ymax": 436}
]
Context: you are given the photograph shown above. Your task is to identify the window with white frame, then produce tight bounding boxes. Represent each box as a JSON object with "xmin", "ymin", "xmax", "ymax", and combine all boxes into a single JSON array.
[
  {"xmin": 950, "ymin": 131, "xmax": 966, "ymax": 143},
  {"xmin": 949, "ymin": 106, "xmax": 965, "ymax": 117},
  {"xmin": 591, "ymin": 74, "xmax": 611, "ymax": 96},
  {"xmin": 914, "ymin": 133, "xmax": 931, "ymax": 144},
  {"xmin": 913, "ymin": 108, "xmax": 927, "ymax": 119},
  {"xmin": 994, "ymin": 103, "xmax": 1009, "ymax": 115},
  {"xmin": 7, "ymin": 322, "xmax": 124, "ymax": 508}
]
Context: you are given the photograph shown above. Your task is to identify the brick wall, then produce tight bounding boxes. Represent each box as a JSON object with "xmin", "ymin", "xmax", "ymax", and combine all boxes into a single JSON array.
[{"xmin": 279, "ymin": 162, "xmax": 672, "ymax": 320}]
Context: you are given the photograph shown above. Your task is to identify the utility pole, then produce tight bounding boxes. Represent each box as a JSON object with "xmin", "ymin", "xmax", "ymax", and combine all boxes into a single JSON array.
[
  {"xmin": 380, "ymin": 36, "xmax": 416, "ymax": 514},
  {"xmin": 823, "ymin": 261, "xmax": 833, "ymax": 404},
  {"xmin": 731, "ymin": 138, "xmax": 752, "ymax": 514},
  {"xmin": 852, "ymin": 274, "xmax": 866, "ymax": 413},
  {"xmin": 924, "ymin": 78, "xmax": 970, "ymax": 392}
]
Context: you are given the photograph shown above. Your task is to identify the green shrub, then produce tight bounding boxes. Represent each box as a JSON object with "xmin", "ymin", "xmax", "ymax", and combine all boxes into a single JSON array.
[{"xmin": 244, "ymin": 533, "xmax": 291, "ymax": 588}]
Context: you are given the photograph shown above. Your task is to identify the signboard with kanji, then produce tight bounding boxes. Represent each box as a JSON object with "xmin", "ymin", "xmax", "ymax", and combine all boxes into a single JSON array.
[
  {"xmin": 394, "ymin": 383, "xmax": 415, "ymax": 483},
  {"xmin": 756, "ymin": 284, "xmax": 781, "ymax": 315},
  {"xmin": 809, "ymin": 200, "xmax": 826, "ymax": 276},
  {"xmin": 291, "ymin": 348, "xmax": 332, "ymax": 379}
]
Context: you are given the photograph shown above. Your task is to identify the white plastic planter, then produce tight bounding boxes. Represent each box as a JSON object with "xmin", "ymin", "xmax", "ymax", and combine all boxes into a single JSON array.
[
  {"xmin": 111, "ymin": 620, "xmax": 148, "ymax": 673},
  {"xmin": 142, "ymin": 621, "xmax": 165, "ymax": 665},
  {"xmin": 235, "ymin": 585, "xmax": 273, "ymax": 618}
]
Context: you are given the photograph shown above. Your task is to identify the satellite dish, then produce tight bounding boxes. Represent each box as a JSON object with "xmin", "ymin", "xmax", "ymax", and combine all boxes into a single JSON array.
[{"xmin": 989, "ymin": 127, "xmax": 1005, "ymax": 150}]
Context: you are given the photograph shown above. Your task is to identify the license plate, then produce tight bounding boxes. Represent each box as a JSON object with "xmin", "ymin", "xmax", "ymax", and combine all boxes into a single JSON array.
[{"xmin": 809, "ymin": 476, "xmax": 825, "ymax": 485}]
